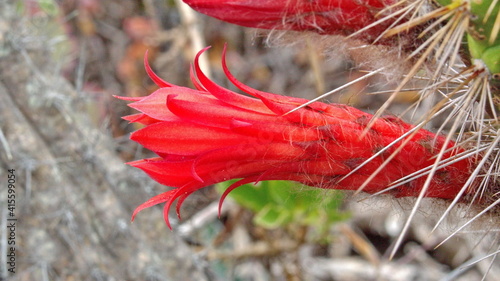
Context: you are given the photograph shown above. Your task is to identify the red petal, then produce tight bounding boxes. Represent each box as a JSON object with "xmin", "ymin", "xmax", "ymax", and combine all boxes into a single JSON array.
[
  {"xmin": 162, "ymin": 182, "xmax": 207, "ymax": 227},
  {"xmin": 272, "ymin": 159, "xmax": 351, "ymax": 176},
  {"xmin": 230, "ymin": 119, "xmax": 322, "ymax": 142},
  {"xmin": 113, "ymin": 95, "xmax": 143, "ymax": 101},
  {"xmin": 128, "ymin": 159, "xmax": 198, "ymax": 187},
  {"xmin": 166, "ymin": 91, "xmax": 277, "ymax": 129},
  {"xmin": 144, "ymin": 50, "xmax": 173, "ymax": 88},
  {"xmin": 221, "ymin": 46, "xmax": 308, "ymax": 106},
  {"xmin": 189, "ymin": 64, "xmax": 207, "ymax": 91},
  {"xmin": 221, "ymin": 46, "xmax": 363, "ymax": 126},
  {"xmin": 131, "ymin": 189, "xmax": 176, "ymax": 222},
  {"xmin": 122, "ymin": 113, "xmax": 162, "ymax": 125},
  {"xmin": 129, "ymin": 86, "xmax": 217, "ymax": 121},
  {"xmin": 128, "ymin": 88, "xmax": 178, "ymax": 121},
  {"xmin": 193, "ymin": 47, "xmax": 274, "ymax": 114},
  {"xmin": 193, "ymin": 142, "xmax": 306, "ymax": 167},
  {"xmin": 130, "ymin": 121, "xmax": 247, "ymax": 155},
  {"xmin": 218, "ymin": 177, "xmax": 261, "ymax": 216}
]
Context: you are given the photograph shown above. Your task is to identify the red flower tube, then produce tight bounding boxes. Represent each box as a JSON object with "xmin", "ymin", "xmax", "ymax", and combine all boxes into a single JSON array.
[
  {"xmin": 182, "ymin": 0, "xmax": 400, "ymax": 39},
  {"xmin": 122, "ymin": 46, "xmax": 472, "ymax": 228}
]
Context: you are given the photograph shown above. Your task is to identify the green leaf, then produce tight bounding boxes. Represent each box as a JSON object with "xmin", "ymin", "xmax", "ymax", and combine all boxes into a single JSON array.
[
  {"xmin": 38, "ymin": 0, "xmax": 59, "ymax": 16},
  {"xmin": 254, "ymin": 204, "xmax": 293, "ymax": 229},
  {"xmin": 216, "ymin": 180, "xmax": 350, "ymax": 232}
]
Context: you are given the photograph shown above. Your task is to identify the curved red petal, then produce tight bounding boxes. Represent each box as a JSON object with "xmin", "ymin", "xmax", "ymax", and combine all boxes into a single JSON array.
[
  {"xmin": 122, "ymin": 113, "xmax": 162, "ymax": 125},
  {"xmin": 131, "ymin": 189, "xmax": 176, "ymax": 222},
  {"xmin": 144, "ymin": 50, "xmax": 173, "ymax": 88},
  {"xmin": 114, "ymin": 95, "xmax": 143, "ymax": 101},
  {"xmin": 166, "ymin": 90, "xmax": 277, "ymax": 129},
  {"xmin": 194, "ymin": 47, "xmax": 274, "ymax": 114},
  {"xmin": 189, "ymin": 64, "xmax": 207, "ymax": 91},
  {"xmin": 218, "ymin": 177, "xmax": 261, "ymax": 217}
]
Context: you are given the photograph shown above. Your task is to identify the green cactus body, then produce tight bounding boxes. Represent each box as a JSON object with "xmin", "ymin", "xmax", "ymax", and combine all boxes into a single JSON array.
[
  {"xmin": 435, "ymin": 0, "xmax": 499, "ymax": 79},
  {"xmin": 468, "ymin": 0, "xmax": 500, "ymax": 77},
  {"xmin": 435, "ymin": 0, "xmax": 453, "ymax": 6}
]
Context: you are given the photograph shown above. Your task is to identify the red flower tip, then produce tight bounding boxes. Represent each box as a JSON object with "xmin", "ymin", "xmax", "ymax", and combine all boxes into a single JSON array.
[
  {"xmin": 182, "ymin": 0, "xmax": 400, "ymax": 40},
  {"xmin": 144, "ymin": 50, "xmax": 173, "ymax": 88},
  {"xmin": 123, "ymin": 45, "xmax": 473, "ymax": 227},
  {"xmin": 113, "ymin": 95, "xmax": 142, "ymax": 101}
]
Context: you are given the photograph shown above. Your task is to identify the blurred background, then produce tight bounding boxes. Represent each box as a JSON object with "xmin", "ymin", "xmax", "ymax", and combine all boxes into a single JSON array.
[{"xmin": 0, "ymin": 1, "xmax": 496, "ymax": 280}]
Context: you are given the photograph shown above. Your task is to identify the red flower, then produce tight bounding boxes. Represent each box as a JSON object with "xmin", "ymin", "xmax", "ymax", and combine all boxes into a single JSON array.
[
  {"xmin": 122, "ymin": 46, "xmax": 472, "ymax": 228},
  {"xmin": 182, "ymin": 0, "xmax": 400, "ymax": 39}
]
